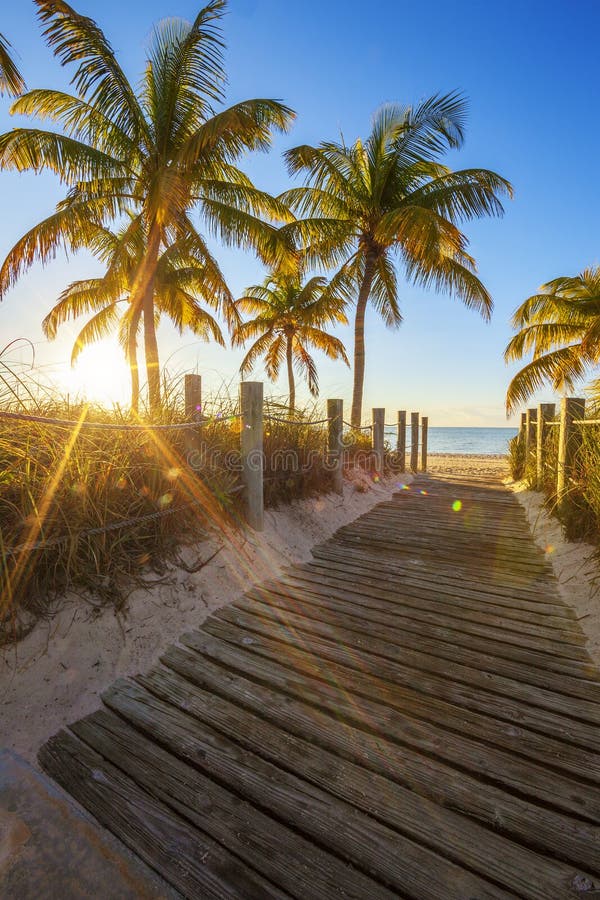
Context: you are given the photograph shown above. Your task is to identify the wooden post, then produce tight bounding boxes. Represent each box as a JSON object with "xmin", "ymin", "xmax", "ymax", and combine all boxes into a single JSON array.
[
  {"xmin": 397, "ymin": 411, "xmax": 406, "ymax": 472},
  {"xmin": 410, "ymin": 412, "xmax": 419, "ymax": 473},
  {"xmin": 327, "ymin": 399, "xmax": 344, "ymax": 495},
  {"xmin": 372, "ymin": 408, "xmax": 385, "ymax": 474},
  {"xmin": 525, "ymin": 407, "xmax": 537, "ymax": 458},
  {"xmin": 184, "ymin": 374, "xmax": 202, "ymax": 419},
  {"xmin": 520, "ymin": 412, "xmax": 526, "ymax": 436},
  {"xmin": 421, "ymin": 416, "xmax": 428, "ymax": 472},
  {"xmin": 557, "ymin": 397, "xmax": 585, "ymax": 510},
  {"xmin": 240, "ymin": 381, "xmax": 264, "ymax": 531},
  {"xmin": 184, "ymin": 374, "xmax": 202, "ymax": 459},
  {"xmin": 536, "ymin": 402, "xmax": 555, "ymax": 490}
]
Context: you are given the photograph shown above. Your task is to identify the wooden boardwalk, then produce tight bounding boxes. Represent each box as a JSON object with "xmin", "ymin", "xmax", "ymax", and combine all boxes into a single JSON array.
[{"xmin": 39, "ymin": 475, "xmax": 600, "ymax": 899}]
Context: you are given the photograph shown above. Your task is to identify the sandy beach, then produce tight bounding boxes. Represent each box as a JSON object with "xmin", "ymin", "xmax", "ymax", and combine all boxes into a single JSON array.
[{"xmin": 426, "ymin": 453, "xmax": 509, "ymax": 478}]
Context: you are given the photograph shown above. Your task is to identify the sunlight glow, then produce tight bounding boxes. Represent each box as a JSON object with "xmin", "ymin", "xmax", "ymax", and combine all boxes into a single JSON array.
[{"xmin": 59, "ymin": 341, "xmax": 131, "ymax": 407}]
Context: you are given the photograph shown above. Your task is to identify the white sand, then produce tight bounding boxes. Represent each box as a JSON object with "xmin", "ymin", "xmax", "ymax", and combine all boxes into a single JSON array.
[
  {"xmin": 426, "ymin": 453, "xmax": 509, "ymax": 478},
  {"xmin": 1, "ymin": 470, "xmax": 407, "ymax": 765},
  {"xmin": 510, "ymin": 482, "xmax": 600, "ymax": 667}
]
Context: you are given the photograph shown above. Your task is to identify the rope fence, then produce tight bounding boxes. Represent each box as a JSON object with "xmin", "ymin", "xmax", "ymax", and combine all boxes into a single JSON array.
[
  {"xmin": 0, "ymin": 408, "xmax": 241, "ymax": 431},
  {"xmin": 518, "ymin": 398, "xmax": 596, "ymax": 507},
  {"xmin": 265, "ymin": 414, "xmax": 331, "ymax": 426},
  {"xmin": 3, "ymin": 485, "xmax": 246, "ymax": 558},
  {"xmin": 2, "ymin": 373, "xmax": 428, "ymax": 537}
]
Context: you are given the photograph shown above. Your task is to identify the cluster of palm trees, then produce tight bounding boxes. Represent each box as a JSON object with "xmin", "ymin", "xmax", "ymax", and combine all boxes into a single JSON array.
[{"xmin": 0, "ymin": 1, "xmax": 513, "ymax": 423}]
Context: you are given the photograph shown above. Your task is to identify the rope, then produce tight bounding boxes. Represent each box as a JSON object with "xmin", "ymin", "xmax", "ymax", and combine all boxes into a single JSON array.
[
  {"xmin": 0, "ymin": 409, "xmax": 242, "ymax": 432},
  {"xmin": 264, "ymin": 414, "xmax": 330, "ymax": 426},
  {"xmin": 343, "ymin": 421, "xmax": 372, "ymax": 431},
  {"xmin": 3, "ymin": 484, "xmax": 245, "ymax": 557}
]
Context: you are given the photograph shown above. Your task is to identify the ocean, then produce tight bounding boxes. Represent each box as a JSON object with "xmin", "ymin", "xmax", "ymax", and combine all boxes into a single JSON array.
[{"xmin": 384, "ymin": 426, "xmax": 517, "ymax": 456}]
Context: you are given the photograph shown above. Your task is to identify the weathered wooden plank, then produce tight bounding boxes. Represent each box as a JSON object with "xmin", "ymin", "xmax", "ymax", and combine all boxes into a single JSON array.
[
  {"xmin": 291, "ymin": 557, "xmax": 577, "ymax": 619},
  {"xmin": 37, "ymin": 472, "xmax": 600, "ymax": 894},
  {"xmin": 243, "ymin": 586, "xmax": 600, "ymax": 700},
  {"xmin": 268, "ymin": 573, "xmax": 594, "ymax": 669},
  {"xmin": 102, "ymin": 678, "xmax": 510, "ymax": 900},
  {"xmin": 327, "ymin": 534, "xmax": 551, "ymax": 579},
  {"xmin": 336, "ymin": 518, "xmax": 552, "ymax": 566},
  {"xmin": 202, "ymin": 612, "xmax": 600, "ymax": 783},
  {"xmin": 70, "ymin": 707, "xmax": 384, "ymax": 900},
  {"xmin": 271, "ymin": 569, "xmax": 586, "ymax": 656},
  {"xmin": 311, "ymin": 543, "xmax": 584, "ymax": 603},
  {"xmin": 182, "ymin": 629, "xmax": 600, "ymax": 819},
  {"xmin": 286, "ymin": 558, "xmax": 577, "ymax": 621},
  {"xmin": 136, "ymin": 663, "xmax": 595, "ymax": 899},
  {"xmin": 213, "ymin": 605, "xmax": 600, "ymax": 734},
  {"xmin": 162, "ymin": 643, "xmax": 600, "ymax": 875},
  {"xmin": 39, "ymin": 730, "xmax": 283, "ymax": 899}
]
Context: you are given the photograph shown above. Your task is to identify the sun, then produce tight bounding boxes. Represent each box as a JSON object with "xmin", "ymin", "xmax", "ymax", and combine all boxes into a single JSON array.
[{"xmin": 60, "ymin": 340, "xmax": 132, "ymax": 407}]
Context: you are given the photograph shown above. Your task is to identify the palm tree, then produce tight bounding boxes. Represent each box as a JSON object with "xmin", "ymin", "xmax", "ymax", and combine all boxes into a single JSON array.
[
  {"xmin": 0, "ymin": 0, "xmax": 294, "ymax": 411},
  {"xmin": 280, "ymin": 96, "xmax": 512, "ymax": 425},
  {"xmin": 0, "ymin": 33, "xmax": 25, "ymax": 97},
  {"xmin": 505, "ymin": 267, "xmax": 600, "ymax": 413},
  {"xmin": 42, "ymin": 224, "xmax": 234, "ymax": 411},
  {"xmin": 233, "ymin": 274, "xmax": 349, "ymax": 410}
]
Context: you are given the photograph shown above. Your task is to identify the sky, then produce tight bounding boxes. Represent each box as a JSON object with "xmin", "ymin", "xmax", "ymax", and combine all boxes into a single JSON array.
[{"xmin": 1, "ymin": 0, "xmax": 599, "ymax": 425}]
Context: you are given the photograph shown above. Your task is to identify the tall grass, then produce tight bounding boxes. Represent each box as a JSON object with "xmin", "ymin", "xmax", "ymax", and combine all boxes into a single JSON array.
[
  {"xmin": 0, "ymin": 363, "xmax": 342, "ymax": 645},
  {"xmin": 510, "ymin": 412, "xmax": 600, "ymax": 542}
]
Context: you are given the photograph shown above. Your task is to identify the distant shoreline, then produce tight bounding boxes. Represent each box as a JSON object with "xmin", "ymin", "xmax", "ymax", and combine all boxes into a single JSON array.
[{"xmin": 427, "ymin": 452, "xmax": 508, "ymax": 459}]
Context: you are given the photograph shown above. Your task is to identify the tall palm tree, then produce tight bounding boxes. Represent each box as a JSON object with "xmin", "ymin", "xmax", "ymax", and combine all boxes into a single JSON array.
[
  {"xmin": 42, "ymin": 224, "xmax": 234, "ymax": 411},
  {"xmin": 0, "ymin": 33, "xmax": 25, "ymax": 97},
  {"xmin": 505, "ymin": 267, "xmax": 600, "ymax": 413},
  {"xmin": 233, "ymin": 274, "xmax": 349, "ymax": 410},
  {"xmin": 0, "ymin": 0, "xmax": 294, "ymax": 411},
  {"xmin": 280, "ymin": 96, "xmax": 512, "ymax": 425}
]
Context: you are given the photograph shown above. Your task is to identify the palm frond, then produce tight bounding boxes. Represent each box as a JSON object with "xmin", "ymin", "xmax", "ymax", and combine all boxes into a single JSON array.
[
  {"xmin": 506, "ymin": 346, "xmax": 589, "ymax": 413},
  {"xmin": 0, "ymin": 33, "xmax": 25, "ymax": 97},
  {"xmin": 34, "ymin": 0, "xmax": 148, "ymax": 143}
]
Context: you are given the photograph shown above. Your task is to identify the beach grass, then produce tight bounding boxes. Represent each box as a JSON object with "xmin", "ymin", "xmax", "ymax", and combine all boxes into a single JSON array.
[{"xmin": 0, "ymin": 364, "xmax": 346, "ymax": 645}]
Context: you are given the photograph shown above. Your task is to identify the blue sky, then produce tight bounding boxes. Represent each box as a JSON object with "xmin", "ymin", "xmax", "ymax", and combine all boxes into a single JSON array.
[{"xmin": 1, "ymin": 0, "xmax": 599, "ymax": 424}]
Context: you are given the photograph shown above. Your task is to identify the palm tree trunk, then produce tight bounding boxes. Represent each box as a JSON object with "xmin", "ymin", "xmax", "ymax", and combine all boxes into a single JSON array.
[
  {"xmin": 130, "ymin": 224, "xmax": 161, "ymax": 414},
  {"xmin": 286, "ymin": 336, "xmax": 295, "ymax": 411},
  {"xmin": 143, "ymin": 283, "xmax": 160, "ymax": 413},
  {"xmin": 127, "ymin": 305, "xmax": 142, "ymax": 414},
  {"xmin": 351, "ymin": 251, "xmax": 377, "ymax": 427}
]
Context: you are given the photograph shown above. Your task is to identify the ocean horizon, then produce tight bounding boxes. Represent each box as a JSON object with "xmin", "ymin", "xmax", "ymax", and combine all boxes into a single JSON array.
[{"xmin": 384, "ymin": 426, "xmax": 517, "ymax": 456}]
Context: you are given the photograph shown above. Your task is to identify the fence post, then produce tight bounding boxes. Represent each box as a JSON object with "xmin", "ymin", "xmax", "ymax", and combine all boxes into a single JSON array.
[
  {"xmin": 327, "ymin": 399, "xmax": 344, "ymax": 495},
  {"xmin": 520, "ymin": 412, "xmax": 526, "ymax": 436},
  {"xmin": 397, "ymin": 411, "xmax": 406, "ymax": 472},
  {"xmin": 557, "ymin": 397, "xmax": 585, "ymax": 511},
  {"xmin": 184, "ymin": 374, "xmax": 202, "ymax": 419},
  {"xmin": 184, "ymin": 374, "xmax": 202, "ymax": 459},
  {"xmin": 525, "ymin": 407, "xmax": 537, "ymax": 458},
  {"xmin": 372, "ymin": 408, "xmax": 385, "ymax": 474},
  {"xmin": 240, "ymin": 381, "xmax": 264, "ymax": 531},
  {"xmin": 410, "ymin": 412, "xmax": 419, "ymax": 472},
  {"xmin": 421, "ymin": 416, "xmax": 428, "ymax": 473},
  {"xmin": 536, "ymin": 402, "xmax": 555, "ymax": 490}
]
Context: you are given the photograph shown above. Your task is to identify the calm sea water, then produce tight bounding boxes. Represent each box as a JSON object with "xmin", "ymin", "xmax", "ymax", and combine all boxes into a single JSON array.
[{"xmin": 384, "ymin": 426, "xmax": 517, "ymax": 456}]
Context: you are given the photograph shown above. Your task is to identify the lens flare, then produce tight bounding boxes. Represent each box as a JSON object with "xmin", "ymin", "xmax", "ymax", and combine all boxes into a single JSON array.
[{"xmin": 452, "ymin": 500, "xmax": 462, "ymax": 512}]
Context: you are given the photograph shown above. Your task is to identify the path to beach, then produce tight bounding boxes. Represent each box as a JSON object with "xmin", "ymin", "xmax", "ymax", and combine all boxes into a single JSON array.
[{"xmin": 35, "ymin": 471, "xmax": 600, "ymax": 898}]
